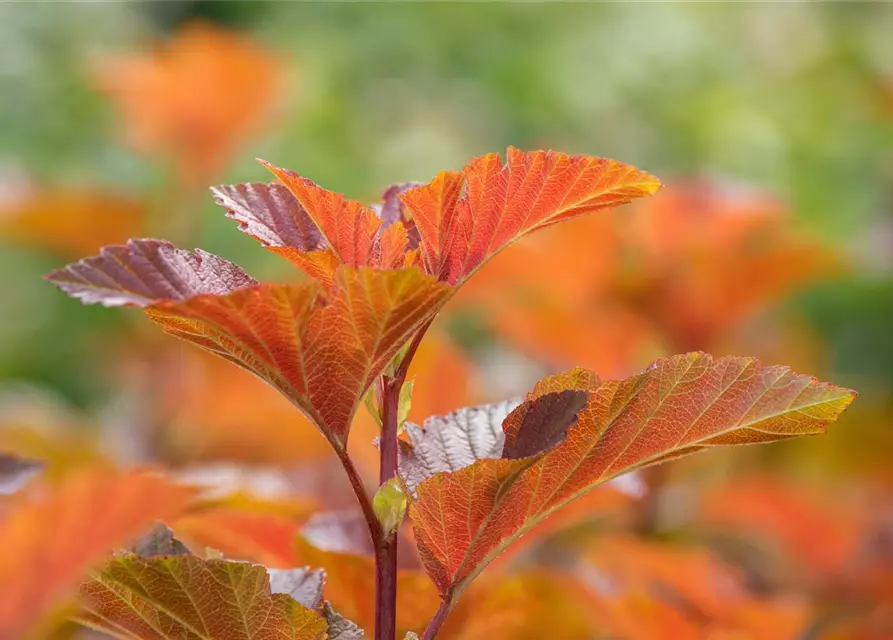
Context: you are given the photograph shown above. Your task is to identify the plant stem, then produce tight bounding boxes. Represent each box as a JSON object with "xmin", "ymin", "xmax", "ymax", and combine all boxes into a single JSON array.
[
  {"xmin": 375, "ymin": 376, "xmax": 402, "ymax": 640},
  {"xmin": 374, "ymin": 534, "xmax": 398, "ymax": 640},
  {"xmin": 373, "ymin": 320, "xmax": 434, "ymax": 640},
  {"xmin": 335, "ymin": 446, "xmax": 382, "ymax": 544},
  {"xmin": 420, "ymin": 600, "xmax": 452, "ymax": 640}
]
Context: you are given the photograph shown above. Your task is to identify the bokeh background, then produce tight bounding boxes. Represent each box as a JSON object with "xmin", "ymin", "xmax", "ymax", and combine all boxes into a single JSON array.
[{"xmin": 1, "ymin": 2, "xmax": 892, "ymax": 638}]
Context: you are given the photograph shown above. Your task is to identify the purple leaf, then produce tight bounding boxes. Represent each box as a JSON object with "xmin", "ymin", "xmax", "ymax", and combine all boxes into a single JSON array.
[
  {"xmin": 45, "ymin": 238, "xmax": 256, "ymax": 307},
  {"xmin": 212, "ymin": 182, "xmax": 326, "ymax": 251}
]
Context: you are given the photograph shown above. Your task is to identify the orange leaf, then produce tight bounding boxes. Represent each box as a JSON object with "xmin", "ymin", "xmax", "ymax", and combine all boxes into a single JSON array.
[
  {"xmin": 223, "ymin": 151, "xmax": 657, "ymax": 292},
  {"xmin": 172, "ymin": 494, "xmax": 316, "ymax": 568},
  {"xmin": 212, "ymin": 177, "xmax": 423, "ymax": 286},
  {"xmin": 46, "ymin": 240, "xmax": 452, "ymax": 445},
  {"xmin": 95, "ymin": 21, "xmax": 282, "ymax": 184},
  {"xmin": 445, "ymin": 570, "xmax": 599, "ymax": 640},
  {"xmin": 254, "ymin": 163, "xmax": 415, "ymax": 282},
  {"xmin": 400, "ymin": 147, "xmax": 660, "ymax": 285},
  {"xmin": 211, "ymin": 180, "xmax": 340, "ymax": 285},
  {"xmin": 147, "ymin": 268, "xmax": 450, "ymax": 444},
  {"xmin": 585, "ymin": 537, "xmax": 810, "ymax": 640},
  {"xmin": 699, "ymin": 476, "xmax": 863, "ymax": 578},
  {"xmin": 0, "ymin": 187, "xmax": 141, "ymax": 257},
  {"xmin": 0, "ymin": 468, "xmax": 193, "ymax": 640},
  {"xmin": 156, "ymin": 348, "xmax": 332, "ymax": 466},
  {"xmin": 78, "ymin": 554, "xmax": 328, "ymax": 640},
  {"xmin": 409, "ymin": 353, "xmax": 855, "ymax": 600}
]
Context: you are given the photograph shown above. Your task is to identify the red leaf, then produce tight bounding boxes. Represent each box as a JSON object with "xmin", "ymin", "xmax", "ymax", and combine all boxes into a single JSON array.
[
  {"xmin": 220, "ymin": 150, "xmax": 657, "ymax": 291},
  {"xmin": 408, "ymin": 353, "xmax": 856, "ymax": 600},
  {"xmin": 211, "ymin": 181, "xmax": 345, "ymax": 286},
  {"xmin": 401, "ymin": 147, "xmax": 661, "ymax": 285},
  {"xmin": 259, "ymin": 162, "xmax": 414, "ymax": 278},
  {"xmin": 47, "ymin": 241, "xmax": 452, "ymax": 445},
  {"xmin": 147, "ymin": 268, "xmax": 450, "ymax": 443},
  {"xmin": 0, "ymin": 468, "xmax": 193, "ymax": 640}
]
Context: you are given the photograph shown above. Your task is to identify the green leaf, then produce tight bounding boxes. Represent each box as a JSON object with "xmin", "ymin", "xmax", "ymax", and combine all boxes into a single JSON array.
[
  {"xmin": 363, "ymin": 387, "xmax": 382, "ymax": 428},
  {"xmin": 77, "ymin": 555, "xmax": 329, "ymax": 640},
  {"xmin": 373, "ymin": 477, "xmax": 408, "ymax": 539},
  {"xmin": 397, "ymin": 378, "xmax": 415, "ymax": 434}
]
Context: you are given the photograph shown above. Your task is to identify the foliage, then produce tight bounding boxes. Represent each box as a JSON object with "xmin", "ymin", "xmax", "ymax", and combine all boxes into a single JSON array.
[
  {"xmin": 0, "ymin": 146, "xmax": 848, "ymax": 639},
  {"xmin": 2, "ymin": 8, "xmax": 890, "ymax": 640}
]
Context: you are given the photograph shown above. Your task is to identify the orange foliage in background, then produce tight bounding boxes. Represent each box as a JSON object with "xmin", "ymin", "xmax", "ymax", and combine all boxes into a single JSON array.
[
  {"xmin": 0, "ymin": 187, "xmax": 141, "ymax": 257},
  {"xmin": 149, "ymin": 347, "xmax": 333, "ymax": 466},
  {"xmin": 0, "ymin": 469, "xmax": 194, "ymax": 640},
  {"xmin": 459, "ymin": 181, "xmax": 839, "ymax": 377},
  {"xmin": 95, "ymin": 21, "xmax": 283, "ymax": 185}
]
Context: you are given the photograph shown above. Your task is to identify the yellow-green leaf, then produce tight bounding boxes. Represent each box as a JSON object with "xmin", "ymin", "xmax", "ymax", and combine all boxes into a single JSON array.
[{"xmin": 373, "ymin": 477, "xmax": 408, "ymax": 539}]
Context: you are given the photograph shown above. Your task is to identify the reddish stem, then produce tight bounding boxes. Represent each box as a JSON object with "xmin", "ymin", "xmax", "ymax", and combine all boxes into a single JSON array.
[
  {"xmin": 379, "ymin": 376, "xmax": 402, "ymax": 486},
  {"xmin": 421, "ymin": 600, "xmax": 452, "ymax": 640},
  {"xmin": 374, "ymin": 320, "xmax": 434, "ymax": 640},
  {"xmin": 335, "ymin": 446, "xmax": 382, "ymax": 545},
  {"xmin": 375, "ymin": 376, "xmax": 402, "ymax": 640}
]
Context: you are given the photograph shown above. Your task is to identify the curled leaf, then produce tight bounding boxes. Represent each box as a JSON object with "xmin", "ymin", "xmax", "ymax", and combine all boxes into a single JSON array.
[{"xmin": 258, "ymin": 162, "xmax": 413, "ymax": 282}]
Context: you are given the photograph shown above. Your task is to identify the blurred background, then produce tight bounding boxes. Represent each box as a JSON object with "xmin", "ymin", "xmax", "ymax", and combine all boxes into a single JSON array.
[{"xmin": 1, "ymin": 2, "xmax": 892, "ymax": 638}]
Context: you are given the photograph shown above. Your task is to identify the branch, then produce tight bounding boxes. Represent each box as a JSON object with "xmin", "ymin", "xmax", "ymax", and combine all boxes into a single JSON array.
[{"xmin": 335, "ymin": 446, "xmax": 382, "ymax": 545}]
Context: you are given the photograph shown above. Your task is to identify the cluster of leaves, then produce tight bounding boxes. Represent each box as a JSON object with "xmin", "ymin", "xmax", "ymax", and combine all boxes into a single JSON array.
[
  {"xmin": 2, "ymin": 10, "xmax": 891, "ymax": 640},
  {"xmin": 4, "ymin": 144, "xmax": 852, "ymax": 639}
]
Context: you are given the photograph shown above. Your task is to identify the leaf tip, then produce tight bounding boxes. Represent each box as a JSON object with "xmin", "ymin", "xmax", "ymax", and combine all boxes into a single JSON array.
[{"xmin": 639, "ymin": 173, "xmax": 663, "ymax": 195}]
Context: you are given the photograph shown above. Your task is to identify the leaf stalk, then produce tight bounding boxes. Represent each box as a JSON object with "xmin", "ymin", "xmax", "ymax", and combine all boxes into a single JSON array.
[{"xmin": 420, "ymin": 600, "xmax": 452, "ymax": 640}]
